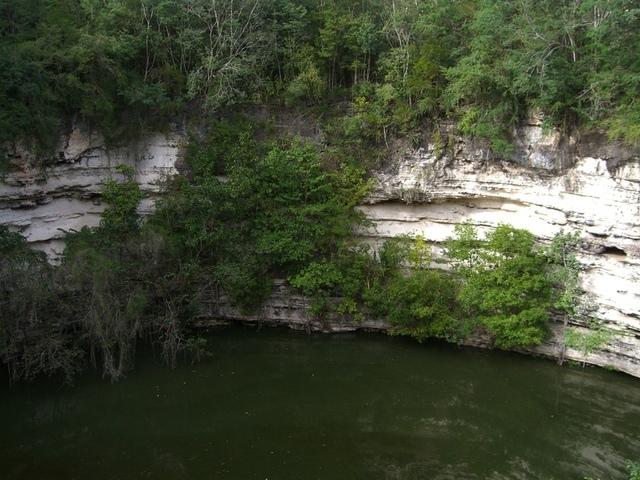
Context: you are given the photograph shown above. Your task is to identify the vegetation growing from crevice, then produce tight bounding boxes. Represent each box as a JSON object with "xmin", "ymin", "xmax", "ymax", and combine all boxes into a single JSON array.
[
  {"xmin": 565, "ymin": 321, "xmax": 614, "ymax": 357},
  {"xmin": 543, "ymin": 230, "xmax": 619, "ymax": 361},
  {"xmin": 545, "ymin": 231, "xmax": 583, "ymax": 324},
  {"xmin": 2, "ymin": 0, "xmax": 640, "ymax": 164},
  {"xmin": 445, "ymin": 224, "xmax": 554, "ymax": 348}
]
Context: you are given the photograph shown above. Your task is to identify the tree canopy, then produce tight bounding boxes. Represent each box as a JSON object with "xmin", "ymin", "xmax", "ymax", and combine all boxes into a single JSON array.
[{"xmin": 2, "ymin": 0, "xmax": 640, "ymax": 157}]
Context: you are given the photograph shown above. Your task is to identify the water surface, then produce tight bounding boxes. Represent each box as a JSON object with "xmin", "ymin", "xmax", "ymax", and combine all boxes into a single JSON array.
[{"xmin": 1, "ymin": 327, "xmax": 639, "ymax": 479}]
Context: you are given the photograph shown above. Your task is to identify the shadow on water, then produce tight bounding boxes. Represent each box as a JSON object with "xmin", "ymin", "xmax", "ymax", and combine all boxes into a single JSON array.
[{"xmin": 0, "ymin": 325, "xmax": 639, "ymax": 480}]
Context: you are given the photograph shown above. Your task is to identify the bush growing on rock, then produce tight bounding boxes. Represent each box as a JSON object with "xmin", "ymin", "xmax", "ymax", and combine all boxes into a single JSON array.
[
  {"xmin": 154, "ymin": 127, "xmax": 370, "ymax": 312},
  {"xmin": 362, "ymin": 237, "xmax": 467, "ymax": 342},
  {"xmin": 446, "ymin": 224, "xmax": 554, "ymax": 348}
]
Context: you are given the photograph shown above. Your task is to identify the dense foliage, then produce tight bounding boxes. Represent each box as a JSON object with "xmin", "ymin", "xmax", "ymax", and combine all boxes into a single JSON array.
[
  {"xmin": 446, "ymin": 224, "xmax": 554, "ymax": 348},
  {"xmin": 290, "ymin": 236, "xmax": 467, "ymax": 340},
  {"xmin": 1, "ymin": 166, "xmax": 208, "ymax": 383},
  {"xmin": 0, "ymin": 227, "xmax": 83, "ymax": 383},
  {"xmin": 2, "ymin": 0, "xmax": 640, "ymax": 159},
  {"xmin": 153, "ymin": 125, "xmax": 370, "ymax": 311},
  {"xmin": 364, "ymin": 238, "xmax": 466, "ymax": 342}
]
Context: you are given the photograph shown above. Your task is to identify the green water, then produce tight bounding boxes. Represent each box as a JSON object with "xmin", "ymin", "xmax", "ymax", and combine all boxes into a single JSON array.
[{"xmin": 1, "ymin": 327, "xmax": 639, "ymax": 480}]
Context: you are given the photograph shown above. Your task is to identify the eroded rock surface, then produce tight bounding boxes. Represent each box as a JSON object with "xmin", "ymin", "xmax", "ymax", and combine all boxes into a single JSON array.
[
  {"xmin": 2, "ymin": 122, "xmax": 639, "ymax": 376},
  {"xmin": 355, "ymin": 127, "xmax": 640, "ymax": 375},
  {"xmin": 0, "ymin": 126, "xmax": 181, "ymax": 257},
  {"xmin": 366, "ymin": 133, "xmax": 640, "ymax": 320}
]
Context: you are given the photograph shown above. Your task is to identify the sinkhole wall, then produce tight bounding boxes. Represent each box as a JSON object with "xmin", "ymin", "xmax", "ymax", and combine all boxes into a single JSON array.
[{"xmin": 2, "ymin": 120, "xmax": 639, "ymax": 376}]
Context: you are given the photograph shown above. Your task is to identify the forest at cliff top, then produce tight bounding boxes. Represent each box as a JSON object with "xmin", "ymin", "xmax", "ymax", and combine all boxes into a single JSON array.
[{"xmin": 1, "ymin": 0, "xmax": 640, "ymax": 157}]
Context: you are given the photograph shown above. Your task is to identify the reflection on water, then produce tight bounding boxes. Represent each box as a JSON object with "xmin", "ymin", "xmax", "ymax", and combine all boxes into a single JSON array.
[{"xmin": 1, "ymin": 326, "xmax": 639, "ymax": 480}]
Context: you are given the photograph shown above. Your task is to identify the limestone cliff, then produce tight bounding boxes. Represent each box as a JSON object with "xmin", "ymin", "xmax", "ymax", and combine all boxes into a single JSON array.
[
  {"xmin": 0, "ymin": 127, "xmax": 181, "ymax": 257},
  {"xmin": 358, "ymin": 122, "xmax": 640, "ymax": 377},
  {"xmin": 1, "ymin": 121, "xmax": 639, "ymax": 376}
]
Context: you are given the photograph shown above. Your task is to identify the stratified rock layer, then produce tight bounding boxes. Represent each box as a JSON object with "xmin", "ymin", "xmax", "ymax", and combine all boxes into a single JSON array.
[
  {"xmin": 365, "ymin": 136, "xmax": 640, "ymax": 328},
  {"xmin": 360, "ymin": 130, "xmax": 640, "ymax": 376},
  {"xmin": 2, "ymin": 122, "xmax": 639, "ymax": 376},
  {"xmin": 0, "ymin": 127, "xmax": 180, "ymax": 257}
]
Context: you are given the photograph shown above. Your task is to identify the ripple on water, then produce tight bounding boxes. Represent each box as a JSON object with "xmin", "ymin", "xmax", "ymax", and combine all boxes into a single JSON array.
[{"xmin": 0, "ymin": 327, "xmax": 639, "ymax": 480}]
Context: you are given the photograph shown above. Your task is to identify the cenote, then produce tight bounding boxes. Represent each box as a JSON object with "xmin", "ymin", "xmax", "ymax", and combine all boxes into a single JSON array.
[{"xmin": 1, "ymin": 327, "xmax": 639, "ymax": 480}]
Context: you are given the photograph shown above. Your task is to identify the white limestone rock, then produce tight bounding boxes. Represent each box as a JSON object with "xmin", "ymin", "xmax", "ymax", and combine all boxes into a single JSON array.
[{"xmin": 0, "ymin": 125, "xmax": 183, "ymax": 257}]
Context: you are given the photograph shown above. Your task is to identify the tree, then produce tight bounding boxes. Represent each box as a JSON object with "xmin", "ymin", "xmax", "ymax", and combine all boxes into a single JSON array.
[
  {"xmin": 0, "ymin": 226, "xmax": 83, "ymax": 383},
  {"xmin": 184, "ymin": 0, "xmax": 265, "ymax": 107},
  {"xmin": 154, "ymin": 127, "xmax": 369, "ymax": 311},
  {"xmin": 544, "ymin": 230, "xmax": 581, "ymax": 362},
  {"xmin": 59, "ymin": 161, "xmax": 205, "ymax": 381},
  {"xmin": 446, "ymin": 224, "xmax": 554, "ymax": 348}
]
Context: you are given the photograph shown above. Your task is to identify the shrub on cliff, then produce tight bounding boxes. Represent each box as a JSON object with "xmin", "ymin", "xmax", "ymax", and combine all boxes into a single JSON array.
[
  {"xmin": 446, "ymin": 224, "xmax": 554, "ymax": 348},
  {"xmin": 363, "ymin": 237, "xmax": 468, "ymax": 342},
  {"xmin": 153, "ymin": 126, "xmax": 370, "ymax": 312},
  {"xmin": 290, "ymin": 235, "xmax": 470, "ymax": 342},
  {"xmin": 372, "ymin": 268, "xmax": 463, "ymax": 342}
]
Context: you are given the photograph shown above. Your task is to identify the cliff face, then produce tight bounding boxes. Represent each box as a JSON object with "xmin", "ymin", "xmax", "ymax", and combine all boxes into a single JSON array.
[
  {"xmin": 365, "ymin": 123, "xmax": 640, "ymax": 331},
  {"xmin": 356, "ymin": 122, "xmax": 640, "ymax": 376},
  {"xmin": 0, "ymin": 127, "xmax": 181, "ymax": 257},
  {"xmin": 2, "ymin": 122, "xmax": 640, "ymax": 376}
]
